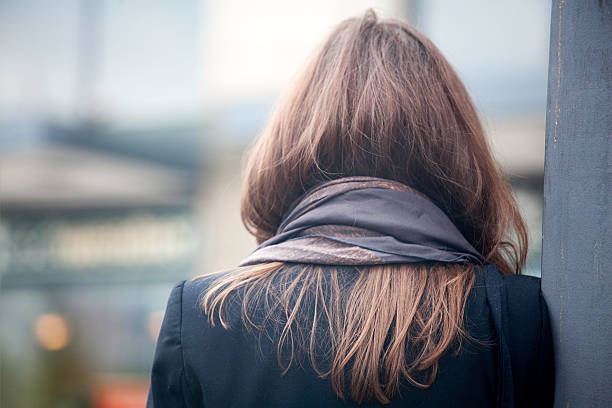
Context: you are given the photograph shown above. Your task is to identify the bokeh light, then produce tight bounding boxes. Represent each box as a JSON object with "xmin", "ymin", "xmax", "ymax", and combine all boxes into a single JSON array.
[{"xmin": 34, "ymin": 313, "xmax": 72, "ymax": 351}]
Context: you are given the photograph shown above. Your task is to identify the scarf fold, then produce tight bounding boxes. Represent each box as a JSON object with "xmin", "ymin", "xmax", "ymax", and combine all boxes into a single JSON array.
[{"xmin": 239, "ymin": 176, "xmax": 484, "ymax": 267}]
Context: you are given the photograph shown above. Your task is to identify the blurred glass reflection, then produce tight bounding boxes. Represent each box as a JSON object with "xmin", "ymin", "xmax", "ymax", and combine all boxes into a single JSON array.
[{"xmin": 1, "ymin": 0, "xmax": 550, "ymax": 406}]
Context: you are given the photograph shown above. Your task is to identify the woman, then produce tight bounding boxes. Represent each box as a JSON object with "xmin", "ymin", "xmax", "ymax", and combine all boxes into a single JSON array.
[{"xmin": 148, "ymin": 10, "xmax": 554, "ymax": 408}]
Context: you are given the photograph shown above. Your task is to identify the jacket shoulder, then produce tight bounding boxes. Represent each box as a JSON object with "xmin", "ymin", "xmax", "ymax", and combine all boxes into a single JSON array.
[
  {"xmin": 501, "ymin": 274, "xmax": 546, "ymax": 348},
  {"xmin": 501, "ymin": 274, "xmax": 543, "ymax": 351},
  {"xmin": 181, "ymin": 273, "xmax": 241, "ymax": 321},
  {"xmin": 501, "ymin": 274, "xmax": 555, "ymax": 407},
  {"xmin": 502, "ymin": 274, "xmax": 541, "ymax": 301},
  {"xmin": 179, "ymin": 273, "xmax": 249, "ymax": 345},
  {"xmin": 148, "ymin": 280, "xmax": 190, "ymax": 407}
]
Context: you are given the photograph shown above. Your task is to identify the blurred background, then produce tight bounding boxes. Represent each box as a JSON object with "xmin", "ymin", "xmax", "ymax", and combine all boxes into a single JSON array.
[{"xmin": 0, "ymin": 0, "xmax": 551, "ymax": 407}]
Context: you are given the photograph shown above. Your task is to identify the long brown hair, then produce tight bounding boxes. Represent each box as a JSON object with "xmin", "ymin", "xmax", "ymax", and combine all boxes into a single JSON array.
[{"xmin": 201, "ymin": 9, "xmax": 528, "ymax": 404}]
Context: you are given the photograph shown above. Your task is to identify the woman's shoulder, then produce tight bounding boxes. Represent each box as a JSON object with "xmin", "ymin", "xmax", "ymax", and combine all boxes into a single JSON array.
[
  {"xmin": 466, "ymin": 267, "xmax": 554, "ymax": 406},
  {"xmin": 499, "ymin": 272, "xmax": 555, "ymax": 407},
  {"xmin": 159, "ymin": 277, "xmax": 209, "ymax": 326},
  {"xmin": 180, "ymin": 272, "xmax": 252, "ymax": 335},
  {"xmin": 157, "ymin": 273, "xmax": 244, "ymax": 341},
  {"xmin": 471, "ymin": 269, "xmax": 548, "ymax": 349},
  {"xmin": 500, "ymin": 273, "xmax": 547, "ymax": 337},
  {"xmin": 472, "ymin": 268, "xmax": 545, "ymax": 313},
  {"xmin": 502, "ymin": 273, "xmax": 542, "ymax": 298},
  {"xmin": 174, "ymin": 272, "xmax": 235, "ymax": 306}
]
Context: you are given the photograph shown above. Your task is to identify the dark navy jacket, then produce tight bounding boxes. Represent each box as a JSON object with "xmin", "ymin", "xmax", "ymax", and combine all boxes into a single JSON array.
[{"xmin": 147, "ymin": 266, "xmax": 554, "ymax": 407}]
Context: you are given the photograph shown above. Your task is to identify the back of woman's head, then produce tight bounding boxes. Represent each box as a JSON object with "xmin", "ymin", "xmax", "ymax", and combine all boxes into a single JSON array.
[
  {"xmin": 203, "ymin": 9, "xmax": 529, "ymax": 405},
  {"xmin": 242, "ymin": 10, "xmax": 527, "ymax": 274}
]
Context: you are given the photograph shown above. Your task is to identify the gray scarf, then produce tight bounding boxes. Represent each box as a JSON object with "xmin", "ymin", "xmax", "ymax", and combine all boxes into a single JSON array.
[{"xmin": 239, "ymin": 176, "xmax": 483, "ymax": 267}]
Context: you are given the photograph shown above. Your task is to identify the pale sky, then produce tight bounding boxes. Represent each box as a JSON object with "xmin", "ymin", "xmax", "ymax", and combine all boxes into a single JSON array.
[{"xmin": 0, "ymin": 0, "xmax": 551, "ymax": 129}]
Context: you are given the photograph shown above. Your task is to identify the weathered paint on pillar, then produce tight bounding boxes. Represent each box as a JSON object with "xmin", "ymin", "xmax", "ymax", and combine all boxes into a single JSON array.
[{"xmin": 541, "ymin": 0, "xmax": 612, "ymax": 406}]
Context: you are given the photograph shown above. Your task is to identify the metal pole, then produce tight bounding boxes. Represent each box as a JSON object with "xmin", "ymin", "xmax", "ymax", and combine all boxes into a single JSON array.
[{"xmin": 542, "ymin": 1, "xmax": 612, "ymax": 406}]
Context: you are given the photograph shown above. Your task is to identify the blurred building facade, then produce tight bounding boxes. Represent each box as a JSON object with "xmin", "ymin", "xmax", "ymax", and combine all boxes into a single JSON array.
[{"xmin": 0, "ymin": 0, "xmax": 550, "ymax": 407}]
